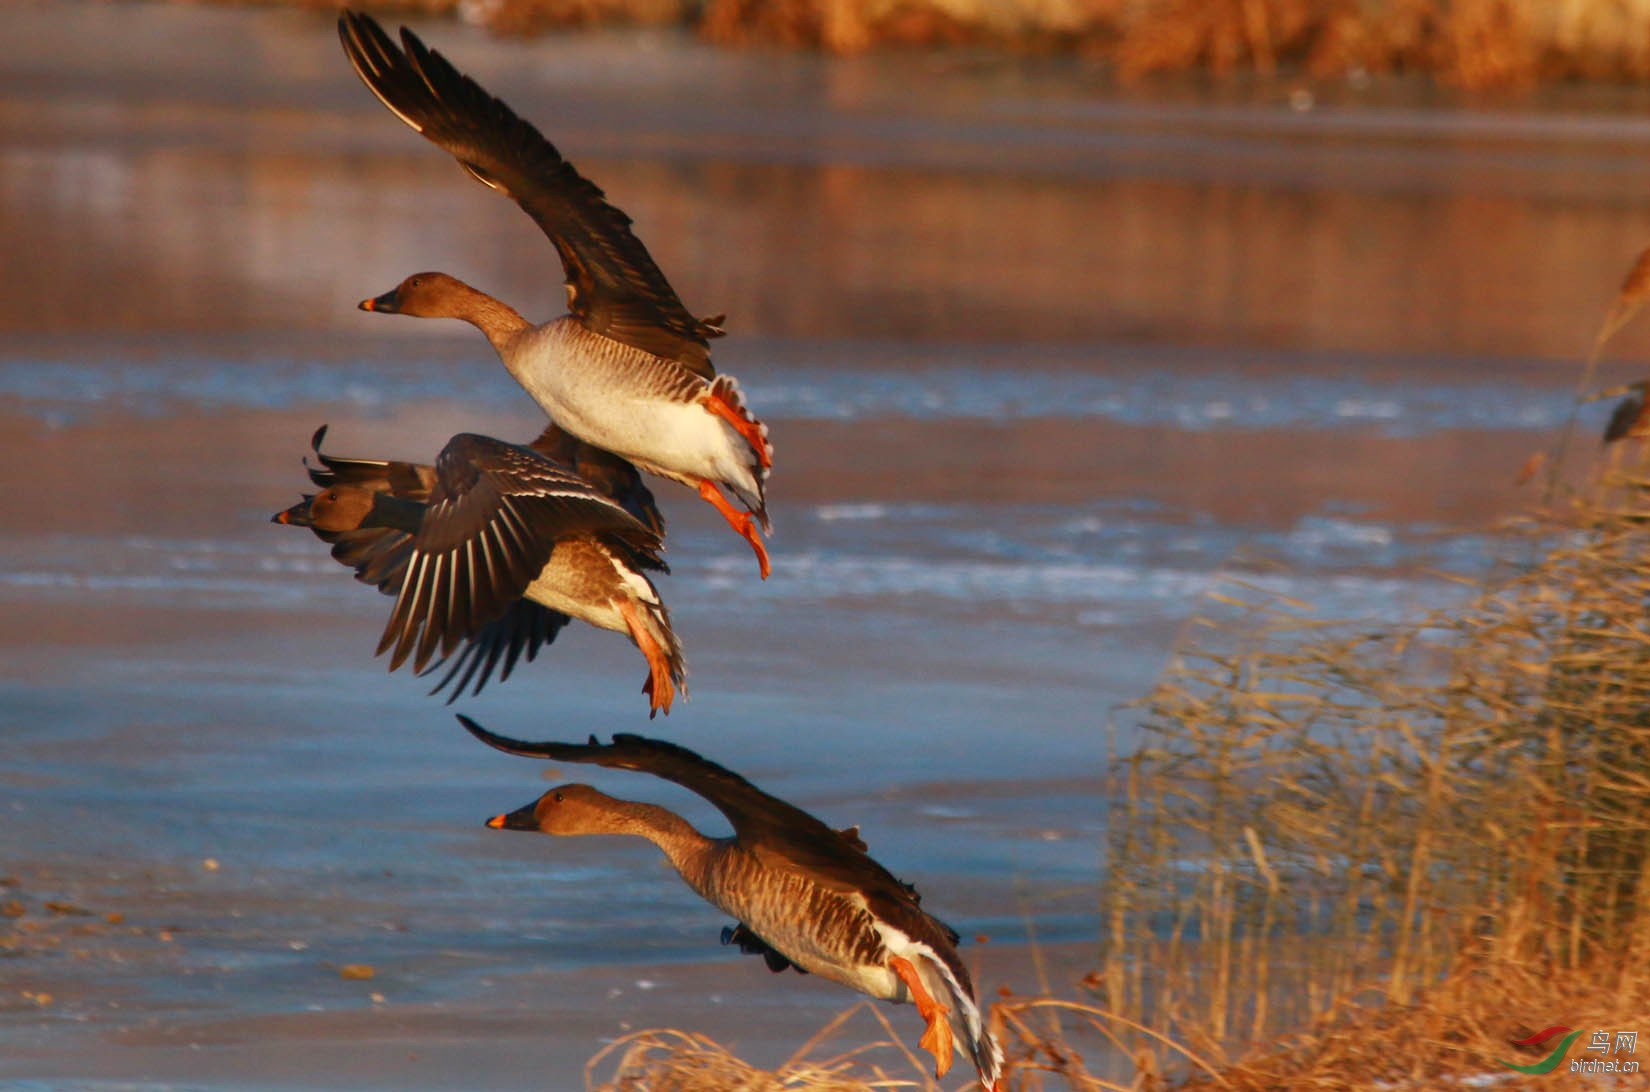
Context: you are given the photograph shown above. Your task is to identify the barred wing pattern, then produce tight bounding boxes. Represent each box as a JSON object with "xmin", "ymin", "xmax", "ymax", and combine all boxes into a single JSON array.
[
  {"xmin": 378, "ymin": 433, "xmax": 662, "ymax": 674},
  {"xmin": 338, "ymin": 11, "xmax": 722, "ymax": 375}
]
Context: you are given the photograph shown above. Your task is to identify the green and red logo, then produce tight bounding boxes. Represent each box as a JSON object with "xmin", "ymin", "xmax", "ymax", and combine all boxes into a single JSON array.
[{"xmin": 1500, "ymin": 1026, "xmax": 1583, "ymax": 1074}]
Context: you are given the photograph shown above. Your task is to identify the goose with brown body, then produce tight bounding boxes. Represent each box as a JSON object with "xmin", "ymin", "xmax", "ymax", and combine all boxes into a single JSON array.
[
  {"xmin": 338, "ymin": 11, "xmax": 773, "ymax": 578},
  {"xmin": 273, "ymin": 426, "xmax": 684, "ymax": 714},
  {"xmin": 460, "ymin": 716, "xmax": 1004, "ymax": 1090}
]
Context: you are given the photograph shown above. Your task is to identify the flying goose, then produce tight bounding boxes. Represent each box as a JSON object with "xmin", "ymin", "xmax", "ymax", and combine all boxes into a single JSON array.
[
  {"xmin": 273, "ymin": 425, "xmax": 684, "ymax": 715},
  {"xmin": 338, "ymin": 10, "xmax": 774, "ymax": 579},
  {"xmin": 459, "ymin": 716, "xmax": 1004, "ymax": 1089}
]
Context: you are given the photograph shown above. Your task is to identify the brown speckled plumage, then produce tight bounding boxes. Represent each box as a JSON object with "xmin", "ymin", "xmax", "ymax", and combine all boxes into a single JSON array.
[
  {"xmin": 272, "ymin": 428, "xmax": 683, "ymax": 713},
  {"xmin": 464, "ymin": 720, "xmax": 1003, "ymax": 1089},
  {"xmin": 339, "ymin": 11, "xmax": 773, "ymax": 576}
]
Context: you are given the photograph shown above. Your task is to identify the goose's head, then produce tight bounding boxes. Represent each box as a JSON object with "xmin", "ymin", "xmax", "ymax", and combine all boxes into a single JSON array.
[
  {"xmin": 303, "ymin": 486, "xmax": 379, "ymax": 532},
  {"xmin": 487, "ymin": 784, "xmax": 633, "ymax": 837},
  {"xmin": 359, "ymin": 272, "xmax": 478, "ymax": 319}
]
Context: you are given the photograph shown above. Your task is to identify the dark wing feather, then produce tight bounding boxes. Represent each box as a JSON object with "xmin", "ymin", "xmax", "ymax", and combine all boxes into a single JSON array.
[
  {"xmin": 456, "ymin": 720, "xmax": 929, "ymax": 911},
  {"xmin": 305, "ymin": 424, "xmax": 437, "ymax": 499},
  {"xmin": 721, "ymin": 923, "xmax": 806, "ymax": 975},
  {"xmin": 298, "ymin": 424, "xmax": 435, "ymax": 510},
  {"xmin": 525, "ymin": 422, "xmax": 666, "ymax": 537},
  {"xmin": 278, "ymin": 428, "xmax": 599, "ymax": 700},
  {"xmin": 338, "ymin": 11, "xmax": 719, "ymax": 377},
  {"xmin": 422, "ymin": 599, "xmax": 572, "ymax": 702},
  {"xmin": 380, "ymin": 434, "xmax": 661, "ymax": 673}
]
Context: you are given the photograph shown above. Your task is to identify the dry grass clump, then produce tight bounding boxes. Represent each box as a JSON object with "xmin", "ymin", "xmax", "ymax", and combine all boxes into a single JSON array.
[
  {"xmin": 1088, "ymin": 250, "xmax": 1650, "ymax": 1085},
  {"xmin": 1177, "ymin": 962, "xmax": 1650, "ymax": 1089},
  {"xmin": 219, "ymin": 0, "xmax": 1650, "ymax": 86},
  {"xmin": 1093, "ymin": 431, "xmax": 1650, "ymax": 1084},
  {"xmin": 586, "ymin": 996, "xmax": 1236, "ymax": 1092},
  {"xmin": 694, "ymin": 0, "xmax": 1650, "ymax": 89},
  {"xmin": 456, "ymin": 0, "xmax": 686, "ymax": 34},
  {"xmin": 699, "ymin": 0, "xmax": 1111, "ymax": 53},
  {"xmin": 588, "ymin": 1028, "xmax": 881, "ymax": 1091},
  {"xmin": 216, "ymin": 0, "xmax": 691, "ymax": 35},
  {"xmin": 586, "ymin": 1004, "xmax": 942, "ymax": 1092},
  {"xmin": 1109, "ymin": 0, "xmax": 1543, "ymax": 88}
]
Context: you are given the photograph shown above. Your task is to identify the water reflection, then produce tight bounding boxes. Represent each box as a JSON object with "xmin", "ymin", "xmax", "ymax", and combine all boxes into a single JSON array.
[{"xmin": 5, "ymin": 26, "xmax": 1650, "ymax": 360}]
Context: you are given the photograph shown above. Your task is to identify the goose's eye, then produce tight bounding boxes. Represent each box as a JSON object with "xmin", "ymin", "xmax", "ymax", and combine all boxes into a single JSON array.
[{"xmin": 552, "ymin": 791, "xmax": 564, "ymax": 803}]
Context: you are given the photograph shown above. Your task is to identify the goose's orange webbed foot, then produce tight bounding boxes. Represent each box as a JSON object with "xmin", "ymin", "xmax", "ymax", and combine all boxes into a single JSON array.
[
  {"xmin": 890, "ymin": 955, "xmax": 954, "ymax": 1079},
  {"xmin": 696, "ymin": 479, "xmax": 771, "ymax": 579},
  {"xmin": 702, "ymin": 388, "xmax": 772, "ymax": 470},
  {"xmin": 620, "ymin": 600, "xmax": 675, "ymax": 718},
  {"xmin": 641, "ymin": 674, "xmax": 665, "ymax": 718}
]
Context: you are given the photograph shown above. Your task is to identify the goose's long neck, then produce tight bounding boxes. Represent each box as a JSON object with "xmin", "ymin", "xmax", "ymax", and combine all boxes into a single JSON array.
[
  {"xmin": 606, "ymin": 800, "xmax": 720, "ymax": 890},
  {"xmin": 453, "ymin": 284, "xmax": 529, "ymax": 353}
]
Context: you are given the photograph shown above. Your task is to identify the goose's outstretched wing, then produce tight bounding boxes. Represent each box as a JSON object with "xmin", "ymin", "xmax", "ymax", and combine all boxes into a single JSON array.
[
  {"xmin": 338, "ymin": 11, "xmax": 721, "ymax": 377},
  {"xmin": 276, "ymin": 428, "xmax": 580, "ymax": 697},
  {"xmin": 524, "ymin": 421, "xmax": 665, "ymax": 536},
  {"xmin": 456, "ymin": 718, "xmax": 940, "ymax": 925},
  {"xmin": 304, "ymin": 423, "xmax": 437, "ymax": 500},
  {"xmin": 381, "ymin": 433, "xmax": 662, "ymax": 674},
  {"xmin": 421, "ymin": 600, "xmax": 572, "ymax": 703}
]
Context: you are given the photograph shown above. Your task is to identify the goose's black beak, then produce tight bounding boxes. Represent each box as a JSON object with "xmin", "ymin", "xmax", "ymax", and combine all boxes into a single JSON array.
[
  {"xmin": 359, "ymin": 288, "xmax": 399, "ymax": 313},
  {"xmin": 271, "ymin": 497, "xmax": 313, "ymax": 525},
  {"xmin": 486, "ymin": 802, "xmax": 539, "ymax": 832}
]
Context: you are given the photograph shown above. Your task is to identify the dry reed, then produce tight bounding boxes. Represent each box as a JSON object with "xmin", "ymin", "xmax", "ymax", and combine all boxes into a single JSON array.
[
  {"xmin": 308, "ymin": 0, "xmax": 1650, "ymax": 88},
  {"xmin": 586, "ymin": 1002, "xmax": 941, "ymax": 1091},
  {"xmin": 1092, "ymin": 421, "xmax": 1650, "ymax": 1084}
]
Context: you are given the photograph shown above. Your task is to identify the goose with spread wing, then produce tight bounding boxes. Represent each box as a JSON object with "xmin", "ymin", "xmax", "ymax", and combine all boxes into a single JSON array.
[
  {"xmin": 338, "ymin": 10, "xmax": 773, "ymax": 579},
  {"xmin": 459, "ymin": 716, "xmax": 1004, "ymax": 1090},
  {"xmin": 273, "ymin": 425, "xmax": 684, "ymax": 715}
]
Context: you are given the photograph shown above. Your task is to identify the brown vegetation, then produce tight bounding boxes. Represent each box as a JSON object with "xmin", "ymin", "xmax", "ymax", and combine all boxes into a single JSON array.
[
  {"xmin": 1086, "ymin": 250, "xmax": 1650, "ymax": 1085},
  {"xmin": 310, "ymin": 0, "xmax": 1650, "ymax": 88},
  {"xmin": 263, "ymin": 0, "xmax": 685, "ymax": 33},
  {"xmin": 586, "ymin": 1005, "xmax": 946, "ymax": 1091}
]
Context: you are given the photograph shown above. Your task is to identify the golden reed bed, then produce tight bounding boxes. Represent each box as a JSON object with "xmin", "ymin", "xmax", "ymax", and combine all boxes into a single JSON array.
[{"xmin": 240, "ymin": 0, "xmax": 1650, "ymax": 88}]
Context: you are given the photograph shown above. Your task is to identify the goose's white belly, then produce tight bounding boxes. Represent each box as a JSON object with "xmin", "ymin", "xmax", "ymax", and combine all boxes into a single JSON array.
[
  {"xmin": 520, "ymin": 539, "xmax": 657, "ymax": 637},
  {"xmin": 504, "ymin": 320, "xmax": 744, "ymax": 487},
  {"xmin": 524, "ymin": 578, "xmax": 626, "ymax": 634}
]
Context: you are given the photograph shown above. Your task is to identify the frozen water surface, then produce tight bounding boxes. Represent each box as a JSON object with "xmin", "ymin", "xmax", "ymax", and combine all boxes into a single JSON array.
[{"xmin": 3, "ymin": 1, "xmax": 1645, "ymax": 1087}]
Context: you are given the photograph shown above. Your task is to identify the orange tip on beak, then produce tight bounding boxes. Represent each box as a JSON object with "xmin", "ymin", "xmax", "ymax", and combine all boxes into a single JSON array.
[
  {"xmin": 486, "ymin": 814, "xmax": 506, "ymax": 829},
  {"xmin": 358, "ymin": 298, "xmax": 376, "ymax": 311}
]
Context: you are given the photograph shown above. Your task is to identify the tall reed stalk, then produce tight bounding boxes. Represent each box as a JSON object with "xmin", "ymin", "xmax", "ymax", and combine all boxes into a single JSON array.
[{"xmin": 1094, "ymin": 444, "xmax": 1650, "ymax": 1084}]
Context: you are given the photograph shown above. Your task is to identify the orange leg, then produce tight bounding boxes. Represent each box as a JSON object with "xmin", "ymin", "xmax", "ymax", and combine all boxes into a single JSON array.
[
  {"xmin": 702, "ymin": 390, "xmax": 773, "ymax": 469},
  {"xmin": 890, "ymin": 955, "xmax": 954, "ymax": 1080},
  {"xmin": 696, "ymin": 479, "xmax": 771, "ymax": 580},
  {"xmin": 618, "ymin": 600, "xmax": 674, "ymax": 718}
]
